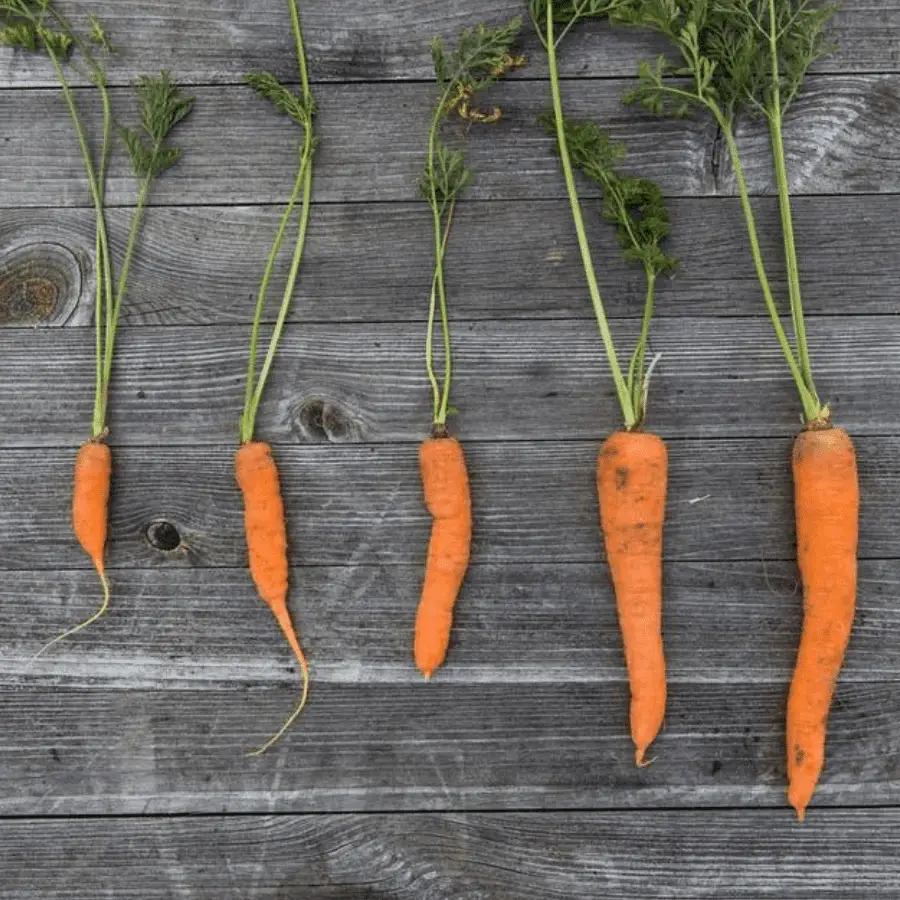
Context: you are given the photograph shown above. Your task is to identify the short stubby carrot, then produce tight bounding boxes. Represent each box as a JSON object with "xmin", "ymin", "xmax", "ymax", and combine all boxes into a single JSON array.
[
  {"xmin": 414, "ymin": 435, "xmax": 472, "ymax": 679},
  {"xmin": 787, "ymin": 426, "xmax": 859, "ymax": 821},
  {"xmin": 235, "ymin": 440, "xmax": 309, "ymax": 754},
  {"xmin": 598, "ymin": 430, "xmax": 668, "ymax": 766}
]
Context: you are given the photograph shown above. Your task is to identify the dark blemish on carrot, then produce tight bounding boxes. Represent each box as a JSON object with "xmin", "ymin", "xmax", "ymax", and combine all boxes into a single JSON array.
[
  {"xmin": 794, "ymin": 745, "xmax": 805, "ymax": 767},
  {"xmin": 615, "ymin": 467, "xmax": 629, "ymax": 490}
]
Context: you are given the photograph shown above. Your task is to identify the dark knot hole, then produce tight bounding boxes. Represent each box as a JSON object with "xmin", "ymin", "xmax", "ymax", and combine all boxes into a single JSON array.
[{"xmin": 146, "ymin": 520, "xmax": 182, "ymax": 552}]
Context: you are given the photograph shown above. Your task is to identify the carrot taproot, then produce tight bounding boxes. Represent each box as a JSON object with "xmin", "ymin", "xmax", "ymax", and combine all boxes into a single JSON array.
[
  {"xmin": 30, "ymin": 440, "xmax": 112, "ymax": 662},
  {"xmin": 787, "ymin": 425, "xmax": 859, "ymax": 821},
  {"xmin": 235, "ymin": 440, "xmax": 309, "ymax": 755},
  {"xmin": 414, "ymin": 434, "xmax": 472, "ymax": 679},
  {"xmin": 598, "ymin": 430, "xmax": 668, "ymax": 766}
]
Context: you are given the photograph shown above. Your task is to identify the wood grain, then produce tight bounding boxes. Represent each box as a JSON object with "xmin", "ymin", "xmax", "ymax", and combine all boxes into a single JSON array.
[
  {"xmin": 0, "ymin": 0, "xmax": 891, "ymax": 86},
  {"xmin": 3, "ymin": 811, "xmax": 900, "ymax": 898},
  {"xmin": 4, "ymin": 560, "xmax": 899, "ymax": 687},
  {"xmin": 2, "ymin": 77, "xmax": 900, "ymax": 208},
  {"xmin": 2, "ymin": 196, "xmax": 897, "ymax": 327},
  {"xmin": 0, "ymin": 316, "xmax": 895, "ymax": 447},
  {"xmin": 0, "ymin": 677, "xmax": 897, "ymax": 815},
  {"xmin": 0, "ymin": 437, "xmax": 893, "ymax": 571}
]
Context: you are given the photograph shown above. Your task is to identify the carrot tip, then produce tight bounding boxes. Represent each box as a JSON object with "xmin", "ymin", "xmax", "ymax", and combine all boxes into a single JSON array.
[
  {"xmin": 635, "ymin": 748, "xmax": 655, "ymax": 769},
  {"xmin": 421, "ymin": 668, "xmax": 434, "ymax": 681}
]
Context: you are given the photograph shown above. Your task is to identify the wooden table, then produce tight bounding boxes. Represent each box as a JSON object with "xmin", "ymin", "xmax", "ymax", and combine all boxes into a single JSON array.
[{"xmin": 2, "ymin": 2, "xmax": 899, "ymax": 896}]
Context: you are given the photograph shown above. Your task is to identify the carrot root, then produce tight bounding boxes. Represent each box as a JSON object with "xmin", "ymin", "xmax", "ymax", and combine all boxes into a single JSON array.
[
  {"xmin": 235, "ymin": 440, "xmax": 310, "ymax": 753},
  {"xmin": 787, "ymin": 426, "xmax": 858, "ymax": 821},
  {"xmin": 32, "ymin": 440, "xmax": 112, "ymax": 663},
  {"xmin": 414, "ymin": 436, "xmax": 472, "ymax": 679},
  {"xmin": 597, "ymin": 431, "xmax": 668, "ymax": 766}
]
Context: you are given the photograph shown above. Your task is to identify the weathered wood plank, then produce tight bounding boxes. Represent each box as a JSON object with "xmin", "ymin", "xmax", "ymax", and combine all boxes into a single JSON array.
[
  {"xmin": 0, "ymin": 317, "xmax": 894, "ymax": 446},
  {"xmin": 0, "ymin": 0, "xmax": 892, "ymax": 87},
  {"xmin": 3, "ymin": 810, "xmax": 899, "ymax": 899},
  {"xmin": 1, "ymin": 196, "xmax": 896, "ymax": 326},
  {"xmin": 4, "ymin": 561, "xmax": 899, "ymax": 686},
  {"xmin": 0, "ymin": 678, "xmax": 897, "ymax": 814},
  {"xmin": 2, "ymin": 77, "xmax": 899, "ymax": 207},
  {"xmin": 0, "ymin": 438, "xmax": 895, "ymax": 570}
]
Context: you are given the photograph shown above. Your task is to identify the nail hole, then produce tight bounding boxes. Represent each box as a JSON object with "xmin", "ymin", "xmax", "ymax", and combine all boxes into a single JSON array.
[{"xmin": 146, "ymin": 520, "xmax": 182, "ymax": 552}]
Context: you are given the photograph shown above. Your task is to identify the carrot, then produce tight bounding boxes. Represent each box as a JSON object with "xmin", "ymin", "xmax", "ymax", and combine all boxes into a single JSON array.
[
  {"xmin": 598, "ymin": 431, "xmax": 668, "ymax": 765},
  {"xmin": 787, "ymin": 426, "xmax": 859, "ymax": 821},
  {"xmin": 536, "ymin": 2, "xmax": 677, "ymax": 762},
  {"xmin": 237, "ymin": 0, "xmax": 316, "ymax": 752},
  {"xmin": 235, "ymin": 441, "xmax": 309, "ymax": 755},
  {"xmin": 414, "ymin": 19, "xmax": 521, "ymax": 677},
  {"xmin": 5, "ymin": 9, "xmax": 193, "ymax": 659},
  {"xmin": 415, "ymin": 434, "xmax": 472, "ymax": 678},
  {"xmin": 31, "ymin": 440, "xmax": 113, "ymax": 660}
]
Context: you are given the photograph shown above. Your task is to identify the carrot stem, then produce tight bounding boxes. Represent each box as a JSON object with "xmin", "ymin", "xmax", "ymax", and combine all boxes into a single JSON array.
[
  {"xmin": 241, "ymin": 153, "xmax": 307, "ymax": 442},
  {"xmin": 545, "ymin": 2, "xmax": 636, "ymax": 429},
  {"xmin": 718, "ymin": 118, "xmax": 821, "ymax": 423}
]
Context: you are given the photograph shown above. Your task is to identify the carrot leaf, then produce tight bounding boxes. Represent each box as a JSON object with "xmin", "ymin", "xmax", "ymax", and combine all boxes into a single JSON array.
[
  {"xmin": 245, "ymin": 70, "xmax": 315, "ymax": 127},
  {"xmin": 422, "ymin": 18, "xmax": 523, "ymax": 428},
  {"xmin": 120, "ymin": 71, "xmax": 194, "ymax": 179}
]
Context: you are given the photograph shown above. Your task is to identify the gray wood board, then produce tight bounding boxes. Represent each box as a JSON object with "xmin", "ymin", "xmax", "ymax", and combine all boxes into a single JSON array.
[
  {"xmin": 0, "ymin": 317, "xmax": 893, "ymax": 446},
  {"xmin": 4, "ymin": 561, "xmax": 899, "ymax": 686},
  {"xmin": 1, "ymin": 76, "xmax": 898, "ymax": 207},
  {"xmin": 2, "ymin": 810, "xmax": 899, "ymax": 898},
  {"xmin": 0, "ymin": 0, "xmax": 891, "ymax": 86},
  {"xmin": 2, "ymin": 677, "xmax": 899, "ymax": 815},
  {"xmin": 0, "ymin": 438, "xmax": 894, "ymax": 570},
  {"xmin": 1, "ymin": 197, "xmax": 896, "ymax": 327}
]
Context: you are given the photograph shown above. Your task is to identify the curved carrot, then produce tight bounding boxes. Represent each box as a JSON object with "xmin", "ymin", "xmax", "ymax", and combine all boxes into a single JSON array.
[
  {"xmin": 787, "ymin": 426, "xmax": 858, "ymax": 821},
  {"xmin": 414, "ymin": 435, "xmax": 472, "ymax": 679},
  {"xmin": 597, "ymin": 430, "xmax": 668, "ymax": 766},
  {"xmin": 235, "ymin": 440, "xmax": 309, "ymax": 754}
]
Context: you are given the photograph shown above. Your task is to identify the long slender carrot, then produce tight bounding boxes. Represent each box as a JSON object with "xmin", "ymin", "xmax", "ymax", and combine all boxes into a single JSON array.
[
  {"xmin": 787, "ymin": 426, "xmax": 858, "ymax": 821},
  {"xmin": 598, "ymin": 431, "xmax": 668, "ymax": 765},
  {"xmin": 235, "ymin": 440, "xmax": 309, "ymax": 755},
  {"xmin": 415, "ymin": 434, "xmax": 472, "ymax": 678}
]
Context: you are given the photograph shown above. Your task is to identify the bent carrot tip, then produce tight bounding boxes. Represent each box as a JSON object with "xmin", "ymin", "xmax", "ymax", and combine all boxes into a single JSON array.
[{"xmin": 635, "ymin": 748, "xmax": 655, "ymax": 769}]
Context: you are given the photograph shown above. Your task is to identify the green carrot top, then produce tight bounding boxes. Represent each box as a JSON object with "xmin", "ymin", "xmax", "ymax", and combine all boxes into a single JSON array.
[
  {"xmin": 420, "ymin": 18, "xmax": 524, "ymax": 431},
  {"xmin": 532, "ymin": 0, "xmax": 677, "ymax": 430},
  {"xmin": 607, "ymin": 0, "xmax": 837, "ymax": 425}
]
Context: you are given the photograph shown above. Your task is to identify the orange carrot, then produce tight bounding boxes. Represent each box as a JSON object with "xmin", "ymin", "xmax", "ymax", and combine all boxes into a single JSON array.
[
  {"xmin": 31, "ymin": 440, "xmax": 112, "ymax": 661},
  {"xmin": 598, "ymin": 430, "xmax": 668, "ymax": 766},
  {"xmin": 787, "ymin": 425, "xmax": 859, "ymax": 821},
  {"xmin": 235, "ymin": 440, "xmax": 309, "ymax": 754},
  {"xmin": 414, "ymin": 434, "xmax": 472, "ymax": 679}
]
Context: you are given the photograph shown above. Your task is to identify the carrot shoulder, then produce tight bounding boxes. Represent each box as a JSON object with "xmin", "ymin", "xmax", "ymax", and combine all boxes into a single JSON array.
[
  {"xmin": 235, "ymin": 440, "xmax": 309, "ymax": 754},
  {"xmin": 788, "ymin": 426, "xmax": 859, "ymax": 820},
  {"xmin": 597, "ymin": 430, "xmax": 668, "ymax": 766},
  {"xmin": 414, "ymin": 436, "xmax": 472, "ymax": 679}
]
